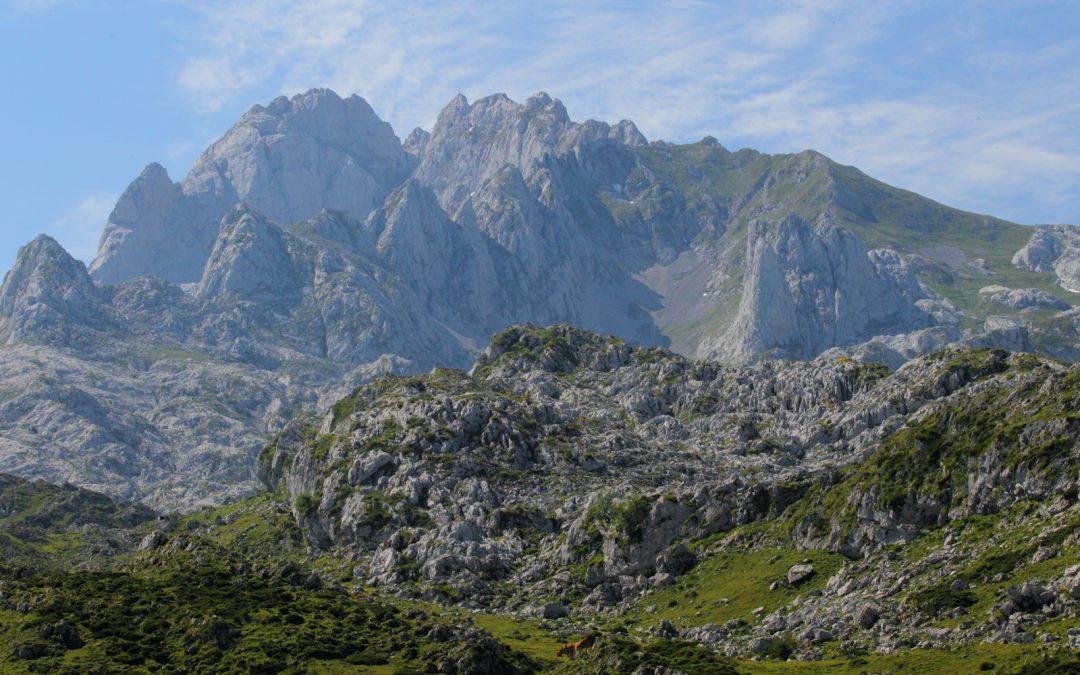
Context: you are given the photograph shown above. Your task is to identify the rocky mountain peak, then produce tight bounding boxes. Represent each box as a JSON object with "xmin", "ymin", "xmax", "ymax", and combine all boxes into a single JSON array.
[
  {"xmin": 416, "ymin": 92, "xmax": 585, "ymax": 209},
  {"xmin": 4, "ymin": 234, "xmax": 83, "ymax": 275},
  {"xmin": 1, "ymin": 235, "xmax": 92, "ymax": 296},
  {"xmin": 183, "ymin": 87, "xmax": 412, "ymax": 222},
  {"xmin": 526, "ymin": 90, "xmax": 553, "ymax": 106},
  {"xmin": 91, "ymin": 88, "xmax": 413, "ymax": 286},
  {"xmin": 197, "ymin": 205, "xmax": 298, "ymax": 303},
  {"xmin": 89, "ymin": 162, "xmax": 184, "ymax": 285},
  {"xmin": 135, "ymin": 161, "xmax": 170, "ymax": 183},
  {"xmin": 704, "ymin": 215, "xmax": 935, "ymax": 362},
  {"xmin": 255, "ymin": 87, "xmax": 344, "ymax": 115},
  {"xmin": 402, "ymin": 127, "xmax": 430, "ymax": 160},
  {"xmin": 611, "ymin": 119, "xmax": 648, "ymax": 146},
  {"xmin": 233, "ymin": 89, "xmax": 398, "ymax": 166},
  {"xmin": 523, "ymin": 90, "xmax": 569, "ymax": 125},
  {"xmin": 0, "ymin": 235, "xmax": 107, "ymax": 343},
  {"xmin": 372, "ymin": 180, "xmax": 448, "ymax": 252},
  {"xmin": 303, "ymin": 208, "xmax": 362, "ymax": 251},
  {"xmin": 441, "ymin": 92, "xmax": 471, "ymax": 118}
]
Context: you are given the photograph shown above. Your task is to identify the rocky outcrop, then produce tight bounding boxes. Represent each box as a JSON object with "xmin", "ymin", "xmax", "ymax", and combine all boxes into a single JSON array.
[
  {"xmin": 0, "ymin": 472, "xmax": 157, "ymax": 530},
  {"xmin": 3, "ymin": 325, "xmax": 1077, "ymax": 665},
  {"xmin": 198, "ymin": 206, "xmax": 300, "ymax": 302},
  {"xmin": 258, "ymin": 325, "xmax": 1078, "ymax": 613},
  {"xmin": 979, "ymin": 284, "xmax": 1070, "ymax": 310},
  {"xmin": 704, "ymin": 217, "xmax": 936, "ymax": 362},
  {"xmin": 1013, "ymin": 224, "xmax": 1080, "ymax": 293}
]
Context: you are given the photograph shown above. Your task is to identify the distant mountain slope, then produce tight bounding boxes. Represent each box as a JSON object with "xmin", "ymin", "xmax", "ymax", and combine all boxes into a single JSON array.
[{"xmin": 0, "ymin": 89, "xmax": 1077, "ymax": 509}]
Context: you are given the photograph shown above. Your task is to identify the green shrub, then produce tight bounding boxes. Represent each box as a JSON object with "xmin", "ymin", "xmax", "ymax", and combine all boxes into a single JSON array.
[{"xmin": 294, "ymin": 493, "xmax": 318, "ymax": 517}]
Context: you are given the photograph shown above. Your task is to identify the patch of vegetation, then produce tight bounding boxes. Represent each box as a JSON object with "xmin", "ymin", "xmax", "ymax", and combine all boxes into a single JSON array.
[
  {"xmin": 0, "ymin": 474, "xmax": 155, "ymax": 531},
  {"xmin": 310, "ymin": 433, "xmax": 336, "ymax": 462},
  {"xmin": 329, "ymin": 396, "xmax": 359, "ymax": 427},
  {"xmin": 612, "ymin": 495, "xmax": 652, "ymax": 544},
  {"xmin": 354, "ymin": 419, "xmax": 403, "ymax": 454},
  {"xmin": 0, "ymin": 561, "xmax": 539, "ymax": 673},
  {"xmin": 625, "ymin": 546, "xmax": 846, "ymax": 629},
  {"xmin": 581, "ymin": 492, "xmax": 657, "ymax": 545},
  {"xmin": 910, "ymin": 582, "xmax": 977, "ymax": 615},
  {"xmin": 553, "ymin": 635, "xmax": 737, "ymax": 674},
  {"xmin": 294, "ymin": 493, "xmax": 318, "ymax": 518},
  {"xmin": 474, "ymin": 324, "xmax": 623, "ymax": 378}
]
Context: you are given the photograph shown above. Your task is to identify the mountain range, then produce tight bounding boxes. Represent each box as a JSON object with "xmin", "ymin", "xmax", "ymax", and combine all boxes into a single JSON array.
[{"xmin": 0, "ymin": 88, "xmax": 1078, "ymax": 510}]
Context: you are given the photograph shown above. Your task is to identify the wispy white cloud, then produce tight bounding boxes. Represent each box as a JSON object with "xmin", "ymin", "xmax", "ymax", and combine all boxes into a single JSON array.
[
  {"xmin": 173, "ymin": 0, "xmax": 1080, "ymax": 224},
  {"xmin": 48, "ymin": 193, "xmax": 114, "ymax": 263}
]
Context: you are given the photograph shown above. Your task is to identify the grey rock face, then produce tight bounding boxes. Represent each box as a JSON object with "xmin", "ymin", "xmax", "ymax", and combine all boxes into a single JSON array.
[
  {"xmin": 91, "ymin": 89, "xmax": 413, "ymax": 285},
  {"xmin": 1013, "ymin": 224, "xmax": 1080, "ymax": 293},
  {"xmin": 198, "ymin": 206, "xmax": 300, "ymax": 302},
  {"xmin": 139, "ymin": 531, "xmax": 167, "ymax": 551},
  {"xmin": 704, "ymin": 217, "xmax": 935, "ymax": 362},
  {"xmin": 0, "ymin": 216, "xmax": 473, "ymax": 509},
  {"xmin": 415, "ymin": 92, "xmax": 588, "ymax": 210},
  {"xmin": 0, "ymin": 235, "xmax": 110, "ymax": 345},
  {"xmin": 1006, "ymin": 582, "xmax": 1054, "ymax": 611},
  {"xmin": 88, "ymin": 163, "xmax": 202, "ymax": 286}
]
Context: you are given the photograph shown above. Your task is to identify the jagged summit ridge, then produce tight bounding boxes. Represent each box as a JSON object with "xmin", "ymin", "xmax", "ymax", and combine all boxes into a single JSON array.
[
  {"xmin": 414, "ymin": 91, "xmax": 647, "ymax": 211},
  {"xmin": 83, "ymin": 86, "xmax": 1077, "ymax": 369}
]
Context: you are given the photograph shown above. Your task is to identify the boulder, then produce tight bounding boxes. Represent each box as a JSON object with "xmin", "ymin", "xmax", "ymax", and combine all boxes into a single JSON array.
[
  {"xmin": 138, "ymin": 531, "xmax": 167, "ymax": 551},
  {"xmin": 1006, "ymin": 582, "xmax": 1054, "ymax": 611},
  {"xmin": 585, "ymin": 563, "xmax": 605, "ymax": 587},
  {"xmin": 855, "ymin": 603, "xmax": 880, "ymax": 629},
  {"xmin": 748, "ymin": 636, "xmax": 774, "ymax": 654},
  {"xmin": 787, "ymin": 563, "xmax": 815, "ymax": 586},
  {"xmin": 799, "ymin": 627, "xmax": 834, "ymax": 644},
  {"xmin": 39, "ymin": 620, "xmax": 83, "ymax": 649},
  {"xmin": 656, "ymin": 619, "xmax": 679, "ymax": 638}
]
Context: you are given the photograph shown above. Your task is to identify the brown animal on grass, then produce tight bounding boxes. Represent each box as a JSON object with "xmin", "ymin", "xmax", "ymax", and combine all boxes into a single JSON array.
[{"xmin": 556, "ymin": 634, "xmax": 596, "ymax": 658}]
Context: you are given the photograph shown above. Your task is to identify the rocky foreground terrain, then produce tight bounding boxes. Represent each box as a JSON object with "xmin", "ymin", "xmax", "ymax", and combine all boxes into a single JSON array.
[
  {"xmin": 0, "ymin": 88, "xmax": 1078, "ymax": 511},
  {"xmin": 1, "ymin": 325, "xmax": 1077, "ymax": 673}
]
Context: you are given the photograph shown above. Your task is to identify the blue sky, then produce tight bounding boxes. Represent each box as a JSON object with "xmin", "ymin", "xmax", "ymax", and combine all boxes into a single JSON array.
[{"xmin": 1, "ymin": 1, "xmax": 1078, "ymax": 274}]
